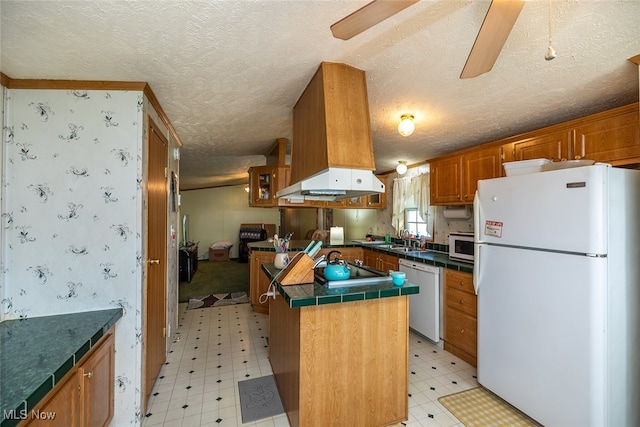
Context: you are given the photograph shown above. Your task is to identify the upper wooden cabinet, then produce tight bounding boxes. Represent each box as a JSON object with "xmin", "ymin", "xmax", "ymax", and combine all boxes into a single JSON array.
[
  {"xmin": 429, "ymin": 103, "xmax": 638, "ymax": 206},
  {"xmin": 248, "ymin": 165, "xmax": 281, "ymax": 207},
  {"xmin": 431, "ymin": 145, "xmax": 504, "ymax": 205},
  {"xmin": 511, "ymin": 104, "xmax": 639, "ymax": 164},
  {"xmin": 291, "ymin": 62, "xmax": 375, "ymax": 184},
  {"xmin": 573, "ymin": 106, "xmax": 640, "ymax": 164},
  {"xmin": 366, "ymin": 175, "xmax": 387, "ymax": 208},
  {"xmin": 512, "ymin": 129, "xmax": 573, "ymax": 162}
]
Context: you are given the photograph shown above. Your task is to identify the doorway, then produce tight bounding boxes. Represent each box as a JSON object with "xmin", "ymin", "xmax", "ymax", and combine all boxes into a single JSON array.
[{"xmin": 144, "ymin": 118, "xmax": 168, "ymax": 411}]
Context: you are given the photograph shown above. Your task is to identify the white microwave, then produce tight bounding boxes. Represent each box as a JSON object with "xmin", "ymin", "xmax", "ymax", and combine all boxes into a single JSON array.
[{"xmin": 449, "ymin": 232, "xmax": 474, "ymax": 263}]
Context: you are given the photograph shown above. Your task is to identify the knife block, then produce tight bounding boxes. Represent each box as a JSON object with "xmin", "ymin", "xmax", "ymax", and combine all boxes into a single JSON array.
[{"xmin": 278, "ymin": 253, "xmax": 315, "ymax": 285}]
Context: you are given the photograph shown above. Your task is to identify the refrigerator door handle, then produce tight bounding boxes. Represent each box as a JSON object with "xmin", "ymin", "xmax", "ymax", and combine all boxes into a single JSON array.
[
  {"xmin": 473, "ymin": 190, "xmax": 481, "ymax": 243},
  {"xmin": 473, "ymin": 243, "xmax": 480, "ymax": 295}
]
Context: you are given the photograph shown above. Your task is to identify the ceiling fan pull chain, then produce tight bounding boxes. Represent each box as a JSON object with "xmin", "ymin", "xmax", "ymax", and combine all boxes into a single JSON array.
[{"xmin": 545, "ymin": 0, "xmax": 557, "ymax": 61}]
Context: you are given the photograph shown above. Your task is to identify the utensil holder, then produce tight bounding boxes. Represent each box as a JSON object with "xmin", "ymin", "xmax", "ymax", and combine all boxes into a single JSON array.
[{"xmin": 274, "ymin": 252, "xmax": 290, "ymax": 269}]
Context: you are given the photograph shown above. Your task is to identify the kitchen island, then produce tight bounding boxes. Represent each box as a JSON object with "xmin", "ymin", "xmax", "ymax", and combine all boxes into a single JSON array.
[{"xmin": 262, "ymin": 263, "xmax": 418, "ymax": 427}]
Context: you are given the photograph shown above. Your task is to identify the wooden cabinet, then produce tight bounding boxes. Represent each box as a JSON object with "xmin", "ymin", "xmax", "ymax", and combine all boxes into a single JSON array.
[
  {"xmin": 24, "ymin": 373, "xmax": 80, "ymax": 426},
  {"xmin": 22, "ymin": 331, "xmax": 115, "ymax": 427},
  {"xmin": 443, "ymin": 269, "xmax": 477, "ymax": 367},
  {"xmin": 363, "ymin": 249, "xmax": 399, "ymax": 272},
  {"xmin": 431, "ymin": 145, "xmax": 504, "ymax": 205},
  {"xmin": 508, "ymin": 104, "xmax": 639, "ymax": 166},
  {"xmin": 291, "ymin": 62, "xmax": 375, "ymax": 185},
  {"xmin": 79, "ymin": 332, "xmax": 115, "ymax": 427},
  {"xmin": 366, "ymin": 175, "xmax": 387, "ymax": 208},
  {"xmin": 248, "ymin": 165, "xmax": 288, "ymax": 207},
  {"xmin": 429, "ymin": 104, "xmax": 638, "ymax": 206},
  {"xmin": 573, "ymin": 106, "xmax": 640, "ymax": 165},
  {"xmin": 512, "ymin": 129, "xmax": 573, "ymax": 162},
  {"xmin": 249, "ymin": 250, "xmax": 274, "ymax": 314}
]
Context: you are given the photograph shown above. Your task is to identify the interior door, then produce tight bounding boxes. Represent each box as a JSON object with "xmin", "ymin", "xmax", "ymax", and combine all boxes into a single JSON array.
[{"xmin": 144, "ymin": 118, "xmax": 168, "ymax": 411}]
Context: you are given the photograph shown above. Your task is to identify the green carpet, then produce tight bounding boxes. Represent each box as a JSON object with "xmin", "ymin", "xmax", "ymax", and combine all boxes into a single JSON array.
[{"xmin": 179, "ymin": 259, "xmax": 249, "ymax": 303}]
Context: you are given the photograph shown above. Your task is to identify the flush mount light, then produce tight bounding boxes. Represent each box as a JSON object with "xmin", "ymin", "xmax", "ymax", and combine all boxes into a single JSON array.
[
  {"xmin": 396, "ymin": 161, "xmax": 408, "ymax": 175},
  {"xmin": 398, "ymin": 114, "xmax": 415, "ymax": 137}
]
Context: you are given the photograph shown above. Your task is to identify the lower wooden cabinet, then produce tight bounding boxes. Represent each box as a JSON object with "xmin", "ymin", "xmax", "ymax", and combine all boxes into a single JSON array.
[
  {"xmin": 22, "ymin": 330, "xmax": 115, "ymax": 427},
  {"xmin": 443, "ymin": 269, "xmax": 477, "ymax": 367},
  {"xmin": 79, "ymin": 331, "xmax": 115, "ymax": 427},
  {"xmin": 249, "ymin": 250, "xmax": 275, "ymax": 314},
  {"xmin": 362, "ymin": 248, "xmax": 399, "ymax": 272}
]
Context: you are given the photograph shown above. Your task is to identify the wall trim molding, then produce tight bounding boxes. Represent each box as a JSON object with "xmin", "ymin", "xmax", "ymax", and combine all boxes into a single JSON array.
[{"xmin": 0, "ymin": 72, "xmax": 183, "ymax": 147}]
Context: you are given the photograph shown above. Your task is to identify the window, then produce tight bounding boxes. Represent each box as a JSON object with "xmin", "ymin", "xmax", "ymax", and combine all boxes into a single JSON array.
[{"xmin": 405, "ymin": 208, "xmax": 432, "ymax": 239}]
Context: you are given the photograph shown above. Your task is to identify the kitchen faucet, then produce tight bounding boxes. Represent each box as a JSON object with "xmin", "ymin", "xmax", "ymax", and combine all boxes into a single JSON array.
[{"xmin": 400, "ymin": 229, "xmax": 410, "ymax": 247}]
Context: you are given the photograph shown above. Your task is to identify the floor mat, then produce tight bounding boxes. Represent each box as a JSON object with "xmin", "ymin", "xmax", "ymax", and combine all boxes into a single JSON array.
[
  {"xmin": 237, "ymin": 375, "xmax": 285, "ymax": 423},
  {"xmin": 438, "ymin": 387, "xmax": 541, "ymax": 427},
  {"xmin": 186, "ymin": 292, "xmax": 249, "ymax": 309}
]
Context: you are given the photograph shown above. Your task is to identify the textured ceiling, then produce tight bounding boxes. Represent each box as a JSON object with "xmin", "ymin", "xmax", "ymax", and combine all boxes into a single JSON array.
[{"xmin": 2, "ymin": 0, "xmax": 639, "ymax": 190}]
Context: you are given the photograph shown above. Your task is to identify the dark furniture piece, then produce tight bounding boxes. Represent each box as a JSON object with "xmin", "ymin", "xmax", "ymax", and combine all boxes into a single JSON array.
[
  {"xmin": 179, "ymin": 243, "xmax": 198, "ymax": 282},
  {"xmin": 238, "ymin": 227, "xmax": 267, "ymax": 263}
]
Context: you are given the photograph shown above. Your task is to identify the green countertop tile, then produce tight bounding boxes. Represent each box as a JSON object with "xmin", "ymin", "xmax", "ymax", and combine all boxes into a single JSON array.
[
  {"xmin": 0, "ymin": 308, "xmax": 123, "ymax": 424},
  {"xmin": 261, "ymin": 263, "xmax": 419, "ymax": 308}
]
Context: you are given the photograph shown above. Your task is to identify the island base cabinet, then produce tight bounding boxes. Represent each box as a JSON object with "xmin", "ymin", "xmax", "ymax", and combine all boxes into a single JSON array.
[
  {"xmin": 269, "ymin": 295, "xmax": 409, "ymax": 427},
  {"xmin": 21, "ymin": 330, "xmax": 115, "ymax": 427}
]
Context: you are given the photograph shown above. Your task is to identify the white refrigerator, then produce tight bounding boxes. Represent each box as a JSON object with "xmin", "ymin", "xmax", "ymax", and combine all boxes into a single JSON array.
[{"xmin": 473, "ymin": 164, "xmax": 640, "ymax": 427}]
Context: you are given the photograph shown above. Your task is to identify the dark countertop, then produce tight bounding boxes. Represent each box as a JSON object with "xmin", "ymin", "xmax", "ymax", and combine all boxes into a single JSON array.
[
  {"xmin": 0, "ymin": 308, "xmax": 123, "ymax": 425},
  {"xmin": 249, "ymin": 239, "xmax": 473, "ymax": 274},
  {"xmin": 261, "ymin": 262, "xmax": 419, "ymax": 308}
]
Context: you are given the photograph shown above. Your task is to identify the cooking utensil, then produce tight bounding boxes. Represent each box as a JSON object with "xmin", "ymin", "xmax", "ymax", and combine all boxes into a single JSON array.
[{"xmin": 323, "ymin": 250, "xmax": 350, "ymax": 281}]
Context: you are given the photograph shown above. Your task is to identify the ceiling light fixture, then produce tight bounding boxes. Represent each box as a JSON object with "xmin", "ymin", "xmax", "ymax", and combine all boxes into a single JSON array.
[
  {"xmin": 398, "ymin": 114, "xmax": 415, "ymax": 137},
  {"xmin": 396, "ymin": 161, "xmax": 408, "ymax": 175}
]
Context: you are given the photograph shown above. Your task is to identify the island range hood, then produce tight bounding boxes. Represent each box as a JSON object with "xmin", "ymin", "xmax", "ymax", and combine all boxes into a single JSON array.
[
  {"xmin": 276, "ymin": 167, "xmax": 385, "ymax": 202},
  {"xmin": 277, "ymin": 62, "xmax": 385, "ymax": 202}
]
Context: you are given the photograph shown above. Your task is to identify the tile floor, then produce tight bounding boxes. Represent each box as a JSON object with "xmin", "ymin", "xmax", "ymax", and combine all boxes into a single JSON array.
[{"xmin": 143, "ymin": 302, "xmax": 479, "ymax": 427}]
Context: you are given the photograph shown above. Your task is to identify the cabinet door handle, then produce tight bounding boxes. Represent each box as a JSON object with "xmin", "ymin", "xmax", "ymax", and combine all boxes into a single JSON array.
[
  {"xmin": 459, "ymin": 299, "xmax": 464, "ymax": 305},
  {"xmin": 84, "ymin": 371, "xmax": 93, "ymax": 378},
  {"xmin": 147, "ymin": 259, "xmax": 159, "ymax": 265},
  {"xmin": 459, "ymin": 329, "xmax": 465, "ymax": 334}
]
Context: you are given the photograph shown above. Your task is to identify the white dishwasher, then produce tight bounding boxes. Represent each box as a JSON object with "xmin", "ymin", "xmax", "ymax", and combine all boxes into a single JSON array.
[{"xmin": 399, "ymin": 258, "xmax": 442, "ymax": 343}]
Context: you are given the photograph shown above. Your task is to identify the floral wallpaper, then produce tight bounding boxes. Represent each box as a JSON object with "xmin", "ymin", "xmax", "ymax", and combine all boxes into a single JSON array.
[{"xmin": 1, "ymin": 86, "xmax": 179, "ymax": 425}]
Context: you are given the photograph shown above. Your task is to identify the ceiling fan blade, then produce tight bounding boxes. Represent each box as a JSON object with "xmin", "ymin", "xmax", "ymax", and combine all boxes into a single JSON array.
[
  {"xmin": 331, "ymin": 0, "xmax": 419, "ymax": 40},
  {"xmin": 460, "ymin": 0, "xmax": 525, "ymax": 79}
]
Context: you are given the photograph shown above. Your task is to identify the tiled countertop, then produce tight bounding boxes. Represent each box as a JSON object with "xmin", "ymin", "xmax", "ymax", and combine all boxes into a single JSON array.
[
  {"xmin": 249, "ymin": 239, "xmax": 474, "ymax": 274},
  {"xmin": 261, "ymin": 263, "xmax": 419, "ymax": 308},
  {"xmin": 0, "ymin": 308, "xmax": 123, "ymax": 426}
]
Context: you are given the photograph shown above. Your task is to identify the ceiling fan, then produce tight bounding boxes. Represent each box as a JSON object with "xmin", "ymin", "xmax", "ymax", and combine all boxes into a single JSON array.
[{"xmin": 330, "ymin": 0, "xmax": 525, "ymax": 79}]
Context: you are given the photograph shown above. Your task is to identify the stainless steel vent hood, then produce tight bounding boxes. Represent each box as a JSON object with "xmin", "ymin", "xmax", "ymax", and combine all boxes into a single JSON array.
[{"xmin": 276, "ymin": 167, "xmax": 385, "ymax": 202}]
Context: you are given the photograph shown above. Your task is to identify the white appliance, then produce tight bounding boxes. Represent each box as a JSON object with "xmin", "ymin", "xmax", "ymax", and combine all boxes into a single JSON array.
[
  {"xmin": 399, "ymin": 259, "xmax": 441, "ymax": 342},
  {"xmin": 473, "ymin": 164, "xmax": 640, "ymax": 427},
  {"xmin": 448, "ymin": 231, "xmax": 474, "ymax": 263}
]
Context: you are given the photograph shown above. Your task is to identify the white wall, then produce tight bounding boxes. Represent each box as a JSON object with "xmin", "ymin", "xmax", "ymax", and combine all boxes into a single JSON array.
[
  {"xmin": 180, "ymin": 186, "xmax": 280, "ymax": 259},
  {"xmin": 332, "ymin": 208, "xmax": 378, "ymax": 241},
  {"xmin": 1, "ymin": 87, "xmax": 180, "ymax": 425}
]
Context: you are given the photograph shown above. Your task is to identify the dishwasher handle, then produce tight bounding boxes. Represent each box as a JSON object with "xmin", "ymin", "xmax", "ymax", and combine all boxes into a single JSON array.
[{"xmin": 398, "ymin": 259, "xmax": 439, "ymax": 274}]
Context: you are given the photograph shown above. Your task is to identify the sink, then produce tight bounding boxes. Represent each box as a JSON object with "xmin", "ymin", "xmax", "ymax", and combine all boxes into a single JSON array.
[
  {"xmin": 390, "ymin": 247, "xmax": 413, "ymax": 253},
  {"xmin": 378, "ymin": 244, "xmax": 411, "ymax": 252}
]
